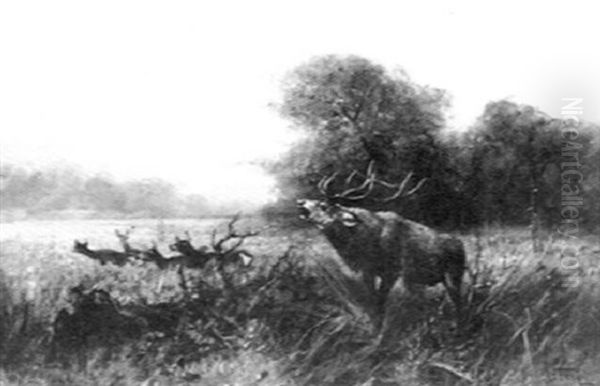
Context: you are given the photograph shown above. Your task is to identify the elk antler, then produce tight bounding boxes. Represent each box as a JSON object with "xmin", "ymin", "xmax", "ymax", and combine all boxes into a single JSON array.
[
  {"xmin": 318, "ymin": 172, "xmax": 339, "ymax": 196},
  {"xmin": 319, "ymin": 161, "xmax": 376, "ymax": 201},
  {"xmin": 318, "ymin": 161, "xmax": 426, "ymax": 202},
  {"xmin": 374, "ymin": 172, "xmax": 427, "ymax": 202}
]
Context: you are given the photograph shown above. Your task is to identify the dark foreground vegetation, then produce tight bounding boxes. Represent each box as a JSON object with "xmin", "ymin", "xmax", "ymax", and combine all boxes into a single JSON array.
[{"xmin": 1, "ymin": 219, "xmax": 599, "ymax": 385}]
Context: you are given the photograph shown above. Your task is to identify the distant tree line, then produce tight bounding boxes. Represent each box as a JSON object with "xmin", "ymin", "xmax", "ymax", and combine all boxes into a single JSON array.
[
  {"xmin": 0, "ymin": 166, "xmax": 216, "ymax": 219},
  {"xmin": 3, "ymin": 54, "xmax": 598, "ymax": 230},
  {"xmin": 267, "ymin": 55, "xmax": 600, "ymax": 232}
]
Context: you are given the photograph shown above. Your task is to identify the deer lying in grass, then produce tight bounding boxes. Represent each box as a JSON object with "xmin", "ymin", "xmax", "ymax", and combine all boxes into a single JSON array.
[
  {"xmin": 143, "ymin": 218, "xmax": 256, "ymax": 292},
  {"xmin": 48, "ymin": 285, "xmax": 144, "ymax": 369},
  {"xmin": 144, "ymin": 242, "xmax": 206, "ymax": 270},
  {"xmin": 169, "ymin": 223, "xmax": 255, "ymax": 270},
  {"xmin": 297, "ymin": 162, "xmax": 466, "ymax": 327},
  {"xmin": 114, "ymin": 227, "xmax": 144, "ymax": 258},
  {"xmin": 73, "ymin": 240, "xmax": 133, "ymax": 267},
  {"xmin": 142, "ymin": 243, "xmax": 201, "ymax": 292},
  {"xmin": 163, "ymin": 217, "xmax": 256, "ymax": 290},
  {"xmin": 168, "ymin": 232, "xmax": 211, "ymax": 269}
]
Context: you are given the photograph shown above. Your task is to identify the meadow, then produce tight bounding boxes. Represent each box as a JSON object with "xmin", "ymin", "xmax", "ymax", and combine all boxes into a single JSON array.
[{"xmin": 1, "ymin": 216, "xmax": 599, "ymax": 385}]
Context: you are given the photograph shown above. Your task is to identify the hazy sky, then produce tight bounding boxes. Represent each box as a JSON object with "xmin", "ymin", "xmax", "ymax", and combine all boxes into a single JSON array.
[{"xmin": 1, "ymin": 0, "xmax": 598, "ymax": 206}]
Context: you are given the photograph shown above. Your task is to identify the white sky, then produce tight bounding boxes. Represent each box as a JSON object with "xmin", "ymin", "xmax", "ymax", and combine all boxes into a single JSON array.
[{"xmin": 1, "ymin": 0, "xmax": 598, "ymax": 206}]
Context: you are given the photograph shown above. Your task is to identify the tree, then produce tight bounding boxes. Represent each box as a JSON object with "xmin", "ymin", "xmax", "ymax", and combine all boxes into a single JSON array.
[
  {"xmin": 271, "ymin": 55, "xmax": 451, "ymax": 224},
  {"xmin": 122, "ymin": 179, "xmax": 178, "ymax": 217},
  {"xmin": 465, "ymin": 102, "xmax": 561, "ymax": 232},
  {"xmin": 463, "ymin": 100, "xmax": 600, "ymax": 234},
  {"xmin": 83, "ymin": 176, "xmax": 126, "ymax": 212}
]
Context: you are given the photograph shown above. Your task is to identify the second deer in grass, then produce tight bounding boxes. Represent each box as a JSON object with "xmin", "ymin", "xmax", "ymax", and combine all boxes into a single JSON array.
[
  {"xmin": 144, "ymin": 242, "xmax": 207, "ymax": 270},
  {"xmin": 73, "ymin": 240, "xmax": 132, "ymax": 267},
  {"xmin": 142, "ymin": 243, "xmax": 200, "ymax": 292},
  {"xmin": 162, "ymin": 216, "xmax": 257, "ymax": 290},
  {"xmin": 168, "ymin": 232, "xmax": 211, "ymax": 269},
  {"xmin": 114, "ymin": 227, "xmax": 144, "ymax": 258}
]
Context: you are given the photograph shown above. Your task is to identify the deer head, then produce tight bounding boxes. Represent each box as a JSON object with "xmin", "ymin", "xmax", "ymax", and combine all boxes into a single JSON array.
[
  {"xmin": 297, "ymin": 161, "xmax": 426, "ymax": 229},
  {"xmin": 73, "ymin": 240, "xmax": 89, "ymax": 253},
  {"xmin": 297, "ymin": 200, "xmax": 360, "ymax": 229}
]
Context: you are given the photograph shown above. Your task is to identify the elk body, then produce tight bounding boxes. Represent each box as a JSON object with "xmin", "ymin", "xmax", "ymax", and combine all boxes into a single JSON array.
[
  {"xmin": 150, "ymin": 218, "xmax": 257, "ymax": 291},
  {"xmin": 297, "ymin": 162, "xmax": 466, "ymax": 325},
  {"xmin": 168, "ymin": 234, "xmax": 211, "ymax": 269},
  {"xmin": 114, "ymin": 228, "xmax": 144, "ymax": 258},
  {"xmin": 73, "ymin": 240, "xmax": 132, "ymax": 267},
  {"xmin": 144, "ymin": 243, "xmax": 207, "ymax": 270},
  {"xmin": 169, "ymin": 221, "xmax": 256, "ymax": 269}
]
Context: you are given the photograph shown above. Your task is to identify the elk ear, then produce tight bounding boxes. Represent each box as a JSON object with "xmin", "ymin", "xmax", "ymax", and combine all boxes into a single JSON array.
[{"xmin": 340, "ymin": 211, "xmax": 359, "ymax": 227}]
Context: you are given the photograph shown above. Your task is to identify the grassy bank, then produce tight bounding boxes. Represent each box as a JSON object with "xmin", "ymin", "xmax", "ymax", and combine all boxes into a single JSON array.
[{"xmin": 1, "ymin": 220, "xmax": 599, "ymax": 385}]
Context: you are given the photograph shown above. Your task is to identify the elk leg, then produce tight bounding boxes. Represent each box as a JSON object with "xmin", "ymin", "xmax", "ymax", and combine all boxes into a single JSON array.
[
  {"xmin": 362, "ymin": 272, "xmax": 382, "ymax": 328},
  {"xmin": 443, "ymin": 271, "xmax": 463, "ymax": 323},
  {"xmin": 377, "ymin": 275, "xmax": 395, "ymax": 318},
  {"xmin": 402, "ymin": 271, "xmax": 424, "ymax": 297},
  {"xmin": 367, "ymin": 273, "xmax": 395, "ymax": 332},
  {"xmin": 362, "ymin": 271, "xmax": 376, "ymax": 300}
]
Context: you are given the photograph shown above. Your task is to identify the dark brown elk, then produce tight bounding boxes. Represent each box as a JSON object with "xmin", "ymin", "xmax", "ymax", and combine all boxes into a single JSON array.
[
  {"xmin": 114, "ymin": 227, "xmax": 144, "ymax": 258},
  {"xmin": 209, "ymin": 214, "xmax": 256, "ymax": 268},
  {"xmin": 168, "ymin": 232, "xmax": 211, "ymax": 269},
  {"xmin": 169, "ymin": 221, "xmax": 256, "ymax": 270},
  {"xmin": 144, "ymin": 242, "xmax": 207, "ymax": 270},
  {"xmin": 73, "ymin": 240, "xmax": 133, "ymax": 267},
  {"xmin": 297, "ymin": 162, "xmax": 466, "ymax": 326},
  {"xmin": 141, "ymin": 243, "xmax": 200, "ymax": 293},
  {"xmin": 159, "ymin": 218, "xmax": 256, "ymax": 291},
  {"xmin": 47, "ymin": 286, "xmax": 144, "ymax": 369}
]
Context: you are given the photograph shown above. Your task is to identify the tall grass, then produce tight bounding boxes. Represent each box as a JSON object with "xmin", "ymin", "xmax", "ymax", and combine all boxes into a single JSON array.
[{"xmin": 1, "ymin": 221, "xmax": 599, "ymax": 385}]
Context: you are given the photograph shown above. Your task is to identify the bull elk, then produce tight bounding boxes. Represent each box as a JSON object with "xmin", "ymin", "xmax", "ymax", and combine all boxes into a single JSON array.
[
  {"xmin": 169, "ymin": 219, "xmax": 256, "ymax": 269},
  {"xmin": 168, "ymin": 232, "xmax": 211, "ymax": 269},
  {"xmin": 145, "ymin": 242, "xmax": 208, "ymax": 270},
  {"xmin": 72, "ymin": 240, "xmax": 133, "ymax": 267},
  {"xmin": 297, "ymin": 162, "xmax": 466, "ymax": 327},
  {"xmin": 114, "ymin": 227, "xmax": 144, "ymax": 258},
  {"xmin": 163, "ymin": 217, "xmax": 257, "ymax": 290}
]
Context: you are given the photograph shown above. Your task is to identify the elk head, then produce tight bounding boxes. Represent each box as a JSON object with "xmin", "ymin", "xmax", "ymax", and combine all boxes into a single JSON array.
[
  {"xmin": 169, "ymin": 232, "xmax": 194, "ymax": 253},
  {"xmin": 73, "ymin": 240, "xmax": 89, "ymax": 253},
  {"xmin": 297, "ymin": 161, "xmax": 426, "ymax": 229},
  {"xmin": 297, "ymin": 200, "xmax": 360, "ymax": 229}
]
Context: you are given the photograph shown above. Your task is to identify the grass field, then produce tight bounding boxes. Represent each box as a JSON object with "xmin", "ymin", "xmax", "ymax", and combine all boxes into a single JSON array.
[{"xmin": 1, "ymin": 217, "xmax": 599, "ymax": 385}]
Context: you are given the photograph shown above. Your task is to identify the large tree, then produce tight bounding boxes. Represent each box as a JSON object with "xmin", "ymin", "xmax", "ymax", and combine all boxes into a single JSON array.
[
  {"xmin": 271, "ymin": 55, "xmax": 452, "ymax": 224},
  {"xmin": 462, "ymin": 100, "xmax": 600, "ymax": 232}
]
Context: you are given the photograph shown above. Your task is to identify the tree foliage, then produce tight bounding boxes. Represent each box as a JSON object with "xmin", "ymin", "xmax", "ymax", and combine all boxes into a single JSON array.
[
  {"xmin": 0, "ymin": 165, "xmax": 213, "ymax": 219},
  {"xmin": 270, "ymin": 55, "xmax": 600, "ymax": 231},
  {"xmin": 272, "ymin": 55, "xmax": 456, "ymax": 224},
  {"xmin": 457, "ymin": 100, "xmax": 600, "ymax": 229}
]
